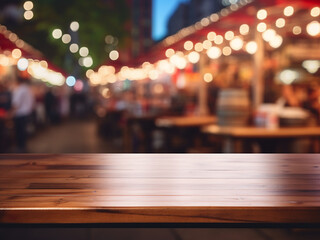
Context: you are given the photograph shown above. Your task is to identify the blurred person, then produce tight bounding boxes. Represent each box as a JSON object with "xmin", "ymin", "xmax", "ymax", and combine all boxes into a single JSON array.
[
  {"xmin": 263, "ymin": 58, "xmax": 279, "ymax": 103},
  {"xmin": 11, "ymin": 76, "xmax": 35, "ymax": 152},
  {"xmin": 0, "ymin": 81, "xmax": 12, "ymax": 152},
  {"xmin": 0, "ymin": 81, "xmax": 12, "ymax": 112}
]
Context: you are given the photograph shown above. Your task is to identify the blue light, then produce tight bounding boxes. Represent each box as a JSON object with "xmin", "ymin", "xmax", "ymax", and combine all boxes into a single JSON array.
[{"xmin": 66, "ymin": 76, "xmax": 76, "ymax": 87}]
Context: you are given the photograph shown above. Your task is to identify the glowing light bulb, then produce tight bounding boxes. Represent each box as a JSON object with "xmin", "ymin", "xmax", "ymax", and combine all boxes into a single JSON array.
[
  {"xmin": 262, "ymin": 29, "xmax": 276, "ymax": 42},
  {"xmin": 214, "ymin": 35, "xmax": 224, "ymax": 45},
  {"xmin": 62, "ymin": 34, "xmax": 71, "ymax": 44},
  {"xmin": 230, "ymin": 37, "xmax": 243, "ymax": 51},
  {"xmin": 83, "ymin": 56, "xmax": 93, "ymax": 67},
  {"xmin": 12, "ymin": 49, "xmax": 22, "ymax": 59},
  {"xmin": 24, "ymin": 10, "xmax": 33, "ymax": 20},
  {"xmin": 52, "ymin": 29, "xmax": 62, "ymax": 39},
  {"xmin": 257, "ymin": 9, "xmax": 267, "ymax": 20},
  {"xmin": 188, "ymin": 51, "xmax": 200, "ymax": 64},
  {"xmin": 23, "ymin": 1, "xmax": 33, "ymax": 11},
  {"xmin": 306, "ymin": 21, "xmax": 320, "ymax": 37},
  {"xmin": 257, "ymin": 22, "xmax": 267, "ymax": 32},
  {"xmin": 240, "ymin": 24, "xmax": 249, "ymax": 35},
  {"xmin": 109, "ymin": 50, "xmax": 119, "ymax": 61},
  {"xmin": 69, "ymin": 43, "xmax": 79, "ymax": 53},
  {"xmin": 245, "ymin": 41, "xmax": 257, "ymax": 54},
  {"xmin": 165, "ymin": 48, "xmax": 175, "ymax": 58},
  {"xmin": 66, "ymin": 76, "xmax": 76, "ymax": 87},
  {"xmin": 202, "ymin": 40, "xmax": 212, "ymax": 49},
  {"xmin": 311, "ymin": 7, "xmax": 320, "ymax": 17},
  {"xmin": 207, "ymin": 47, "xmax": 221, "ymax": 59},
  {"xmin": 204, "ymin": 73, "xmax": 213, "ymax": 83},
  {"xmin": 207, "ymin": 31, "xmax": 216, "ymax": 41},
  {"xmin": 284, "ymin": 6, "xmax": 294, "ymax": 17},
  {"xmin": 292, "ymin": 26, "xmax": 302, "ymax": 35},
  {"xmin": 269, "ymin": 35, "xmax": 283, "ymax": 48},
  {"xmin": 184, "ymin": 41, "xmax": 193, "ymax": 51},
  {"xmin": 79, "ymin": 47, "xmax": 89, "ymax": 57},
  {"xmin": 194, "ymin": 42, "xmax": 203, "ymax": 52},
  {"xmin": 70, "ymin": 21, "xmax": 79, "ymax": 32},
  {"xmin": 225, "ymin": 31, "xmax": 234, "ymax": 41},
  {"xmin": 222, "ymin": 46, "xmax": 232, "ymax": 56},
  {"xmin": 17, "ymin": 58, "xmax": 28, "ymax": 71}
]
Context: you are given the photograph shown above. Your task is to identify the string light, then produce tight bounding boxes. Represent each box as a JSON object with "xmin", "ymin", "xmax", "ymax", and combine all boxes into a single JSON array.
[
  {"xmin": 23, "ymin": 1, "xmax": 33, "ymax": 11},
  {"xmin": 204, "ymin": 73, "xmax": 213, "ymax": 83},
  {"xmin": 269, "ymin": 35, "xmax": 283, "ymax": 48},
  {"xmin": 194, "ymin": 42, "xmax": 203, "ymax": 52},
  {"xmin": 207, "ymin": 47, "xmax": 221, "ymax": 59},
  {"xmin": 79, "ymin": 47, "xmax": 89, "ymax": 57},
  {"xmin": 52, "ymin": 29, "xmax": 62, "ymax": 39},
  {"xmin": 165, "ymin": 48, "xmax": 175, "ymax": 58},
  {"xmin": 83, "ymin": 56, "xmax": 93, "ymax": 67},
  {"xmin": 214, "ymin": 35, "xmax": 224, "ymax": 45},
  {"xmin": 284, "ymin": 6, "xmax": 294, "ymax": 17},
  {"xmin": 69, "ymin": 43, "xmax": 79, "ymax": 53},
  {"xmin": 61, "ymin": 34, "xmax": 71, "ymax": 44},
  {"xmin": 262, "ymin": 29, "xmax": 276, "ymax": 42},
  {"xmin": 86, "ymin": 69, "xmax": 94, "ymax": 78},
  {"xmin": 222, "ymin": 46, "xmax": 232, "ymax": 56},
  {"xmin": 184, "ymin": 41, "xmax": 193, "ymax": 51},
  {"xmin": 66, "ymin": 76, "xmax": 76, "ymax": 87},
  {"xmin": 225, "ymin": 31, "xmax": 234, "ymax": 41},
  {"xmin": 302, "ymin": 60, "xmax": 320, "ymax": 74},
  {"xmin": 207, "ymin": 32, "xmax": 216, "ymax": 41},
  {"xmin": 239, "ymin": 24, "xmax": 249, "ymax": 35},
  {"xmin": 257, "ymin": 22, "xmax": 267, "ymax": 32},
  {"xmin": 17, "ymin": 58, "xmax": 29, "ymax": 71},
  {"xmin": 245, "ymin": 41, "xmax": 257, "ymax": 54},
  {"xmin": 311, "ymin": 7, "xmax": 320, "ymax": 17},
  {"xmin": 202, "ymin": 40, "xmax": 212, "ymax": 49},
  {"xmin": 188, "ymin": 51, "xmax": 200, "ymax": 64},
  {"xmin": 24, "ymin": 11, "xmax": 33, "ymax": 20},
  {"xmin": 276, "ymin": 18, "xmax": 286, "ymax": 28},
  {"xmin": 306, "ymin": 21, "xmax": 320, "ymax": 37},
  {"xmin": 12, "ymin": 49, "xmax": 22, "ymax": 59},
  {"xmin": 230, "ymin": 37, "xmax": 243, "ymax": 51},
  {"xmin": 292, "ymin": 26, "xmax": 302, "ymax": 35},
  {"xmin": 109, "ymin": 50, "xmax": 119, "ymax": 61},
  {"xmin": 257, "ymin": 9, "xmax": 267, "ymax": 20},
  {"xmin": 70, "ymin": 21, "xmax": 79, "ymax": 32}
]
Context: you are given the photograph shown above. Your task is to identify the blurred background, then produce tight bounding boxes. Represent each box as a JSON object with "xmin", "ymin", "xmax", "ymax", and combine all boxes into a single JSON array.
[{"xmin": 0, "ymin": 0, "xmax": 320, "ymax": 154}]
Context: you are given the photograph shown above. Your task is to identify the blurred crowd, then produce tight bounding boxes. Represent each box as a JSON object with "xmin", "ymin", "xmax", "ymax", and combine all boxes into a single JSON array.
[{"xmin": 0, "ymin": 74, "xmax": 91, "ymax": 153}]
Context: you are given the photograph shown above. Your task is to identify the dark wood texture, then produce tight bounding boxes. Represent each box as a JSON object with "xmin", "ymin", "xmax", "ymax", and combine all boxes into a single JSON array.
[{"xmin": 0, "ymin": 154, "xmax": 320, "ymax": 224}]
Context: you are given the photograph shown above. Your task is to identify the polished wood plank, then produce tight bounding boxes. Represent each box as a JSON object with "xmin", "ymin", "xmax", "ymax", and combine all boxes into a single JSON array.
[{"xmin": 0, "ymin": 154, "xmax": 320, "ymax": 224}]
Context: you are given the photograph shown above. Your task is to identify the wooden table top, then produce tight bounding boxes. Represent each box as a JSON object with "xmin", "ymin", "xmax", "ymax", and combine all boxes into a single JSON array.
[
  {"xmin": 0, "ymin": 154, "xmax": 320, "ymax": 224},
  {"xmin": 202, "ymin": 125, "xmax": 320, "ymax": 138},
  {"xmin": 156, "ymin": 115, "xmax": 216, "ymax": 128}
]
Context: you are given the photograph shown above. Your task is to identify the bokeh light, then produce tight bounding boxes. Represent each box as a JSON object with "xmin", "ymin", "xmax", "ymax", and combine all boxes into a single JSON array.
[
  {"xmin": 207, "ymin": 47, "xmax": 221, "ymax": 59},
  {"xmin": 52, "ymin": 29, "xmax": 62, "ymax": 39},
  {"xmin": 257, "ymin": 9, "xmax": 267, "ymax": 20},
  {"xmin": 70, "ymin": 21, "xmax": 79, "ymax": 32},
  {"xmin": 17, "ymin": 58, "xmax": 28, "ymax": 71},
  {"xmin": 24, "ymin": 10, "xmax": 34, "ymax": 20},
  {"xmin": 109, "ymin": 50, "xmax": 119, "ymax": 61},
  {"xmin": 66, "ymin": 76, "xmax": 76, "ymax": 87},
  {"xmin": 23, "ymin": 1, "xmax": 33, "ymax": 11}
]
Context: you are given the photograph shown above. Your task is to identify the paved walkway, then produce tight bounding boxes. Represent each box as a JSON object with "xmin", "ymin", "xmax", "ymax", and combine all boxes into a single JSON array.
[{"xmin": 27, "ymin": 119, "xmax": 121, "ymax": 153}]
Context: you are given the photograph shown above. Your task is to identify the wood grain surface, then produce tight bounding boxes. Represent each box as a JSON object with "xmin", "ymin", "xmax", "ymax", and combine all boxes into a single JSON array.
[{"xmin": 0, "ymin": 154, "xmax": 320, "ymax": 224}]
